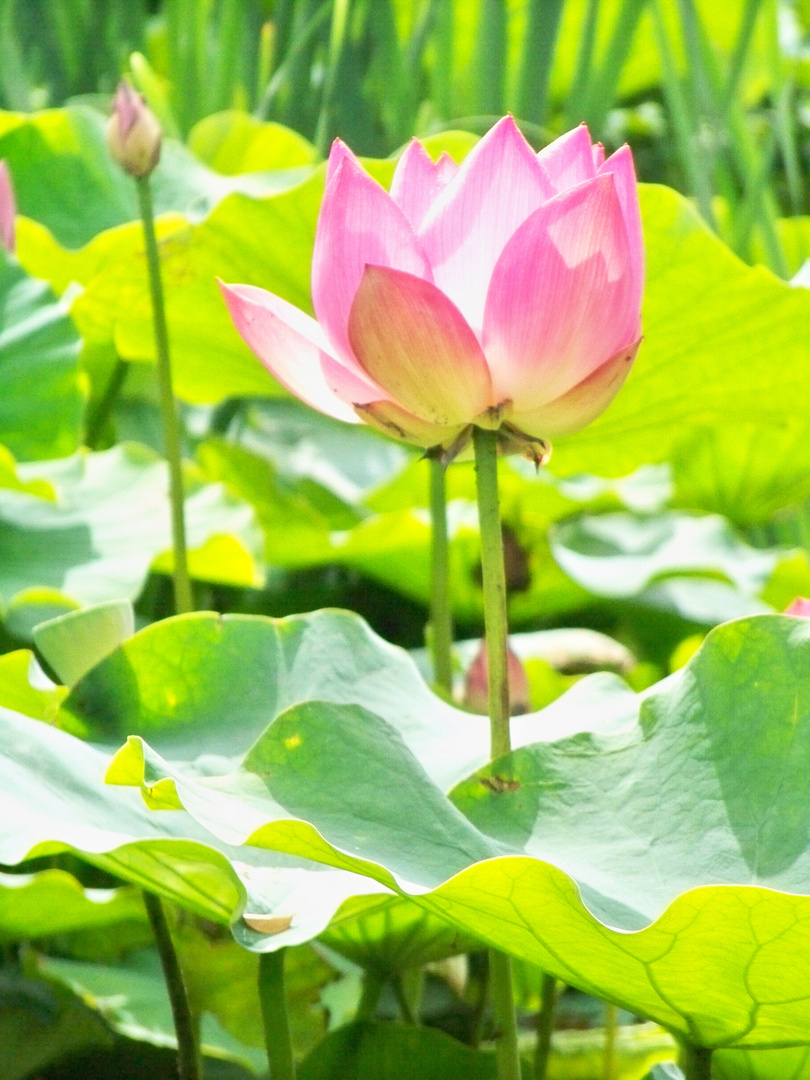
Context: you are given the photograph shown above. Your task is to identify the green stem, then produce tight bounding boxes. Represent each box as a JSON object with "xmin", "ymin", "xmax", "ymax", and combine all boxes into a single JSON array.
[
  {"xmin": 429, "ymin": 456, "xmax": 453, "ymax": 696},
  {"xmin": 136, "ymin": 176, "xmax": 193, "ymax": 615},
  {"xmin": 682, "ymin": 1044, "xmax": 713, "ymax": 1080},
  {"xmin": 356, "ymin": 969, "xmax": 386, "ymax": 1021},
  {"xmin": 488, "ymin": 949, "xmax": 521, "ymax": 1080},
  {"xmin": 392, "ymin": 973, "xmax": 418, "ymax": 1025},
  {"xmin": 473, "ymin": 427, "xmax": 519, "ymax": 1080},
  {"xmin": 258, "ymin": 950, "xmax": 296, "ymax": 1080},
  {"xmin": 85, "ymin": 356, "xmax": 128, "ymax": 449},
  {"xmin": 534, "ymin": 973, "xmax": 557, "ymax": 1079},
  {"xmin": 473, "ymin": 427, "xmax": 511, "ymax": 759},
  {"xmin": 142, "ymin": 891, "xmax": 200, "ymax": 1080},
  {"xmin": 603, "ymin": 1002, "xmax": 618, "ymax": 1080}
]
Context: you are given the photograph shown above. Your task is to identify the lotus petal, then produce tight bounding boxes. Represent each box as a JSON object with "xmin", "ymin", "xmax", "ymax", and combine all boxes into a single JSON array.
[
  {"xmin": 348, "ymin": 265, "xmax": 493, "ymax": 425},
  {"xmin": 418, "ymin": 116, "xmax": 554, "ymax": 331},
  {"xmin": 218, "ymin": 281, "xmax": 360, "ymax": 423},
  {"xmin": 482, "ymin": 173, "xmax": 637, "ymax": 411}
]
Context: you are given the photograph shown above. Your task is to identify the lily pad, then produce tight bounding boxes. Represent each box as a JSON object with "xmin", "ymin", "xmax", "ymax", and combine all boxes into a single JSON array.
[
  {"xmin": 0, "ymin": 250, "xmax": 82, "ymax": 462},
  {"xmin": 0, "ymin": 869, "xmax": 145, "ymax": 942},
  {"xmin": 109, "ymin": 614, "xmax": 810, "ymax": 1047},
  {"xmin": 0, "ymin": 443, "xmax": 263, "ymax": 627}
]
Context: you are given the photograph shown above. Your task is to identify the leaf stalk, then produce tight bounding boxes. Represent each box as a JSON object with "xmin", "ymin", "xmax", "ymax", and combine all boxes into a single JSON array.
[{"xmin": 136, "ymin": 175, "xmax": 193, "ymax": 615}]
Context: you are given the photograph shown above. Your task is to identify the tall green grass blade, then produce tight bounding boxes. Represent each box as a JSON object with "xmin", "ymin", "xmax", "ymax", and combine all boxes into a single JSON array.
[
  {"xmin": 516, "ymin": 0, "xmax": 565, "ymax": 125},
  {"xmin": 211, "ymin": 0, "xmax": 246, "ymax": 113},
  {"xmin": 650, "ymin": 0, "xmax": 716, "ymax": 226},
  {"xmin": 580, "ymin": 0, "xmax": 651, "ymax": 133},
  {"xmin": 0, "ymin": 0, "xmax": 35, "ymax": 110},
  {"xmin": 719, "ymin": 0, "xmax": 764, "ymax": 117},
  {"xmin": 567, "ymin": 0, "xmax": 600, "ymax": 123},
  {"xmin": 472, "ymin": 0, "xmax": 507, "ymax": 115},
  {"xmin": 430, "ymin": 0, "xmax": 454, "ymax": 120},
  {"xmin": 255, "ymin": 0, "xmax": 331, "ymax": 126},
  {"xmin": 315, "ymin": 0, "xmax": 352, "ymax": 157}
]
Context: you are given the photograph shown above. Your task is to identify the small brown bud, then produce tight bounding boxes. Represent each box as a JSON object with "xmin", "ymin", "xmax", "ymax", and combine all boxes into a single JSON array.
[
  {"xmin": 463, "ymin": 638, "xmax": 532, "ymax": 716},
  {"xmin": 106, "ymin": 80, "xmax": 162, "ymax": 179}
]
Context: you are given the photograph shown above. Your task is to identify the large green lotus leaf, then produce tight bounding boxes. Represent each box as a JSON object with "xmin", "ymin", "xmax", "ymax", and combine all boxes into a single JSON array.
[
  {"xmin": 318, "ymin": 893, "xmax": 480, "ymax": 972},
  {"xmin": 0, "ymin": 703, "xmax": 387, "ymax": 947},
  {"xmin": 0, "ymin": 964, "xmax": 112, "ymax": 1080},
  {"xmin": 297, "ymin": 1020, "xmax": 505, "ymax": 1080},
  {"xmin": 188, "ymin": 111, "xmax": 317, "ymax": 174},
  {"xmin": 670, "ymin": 421, "xmax": 810, "ymax": 526},
  {"xmin": 550, "ymin": 511, "xmax": 776, "ymax": 623},
  {"xmin": 0, "ymin": 106, "xmax": 312, "ymax": 249},
  {"xmin": 41, "ymin": 952, "xmax": 267, "ymax": 1073},
  {"xmin": 0, "ymin": 250, "xmax": 82, "ymax": 461},
  {"xmin": 551, "ymin": 186, "xmax": 810, "ymax": 481},
  {"xmin": 0, "ymin": 649, "xmax": 67, "ymax": 722},
  {"xmin": 715, "ymin": 1045, "xmax": 810, "ymax": 1079},
  {"xmin": 59, "ymin": 609, "xmax": 608, "ymax": 784},
  {"xmin": 111, "ymin": 615, "xmax": 810, "ymax": 1046},
  {"xmin": 0, "ymin": 869, "xmax": 145, "ymax": 942},
  {"xmin": 0, "ymin": 443, "xmax": 263, "ymax": 623}
]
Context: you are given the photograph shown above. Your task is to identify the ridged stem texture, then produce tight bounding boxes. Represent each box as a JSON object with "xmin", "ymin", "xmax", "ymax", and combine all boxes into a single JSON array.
[
  {"xmin": 258, "ymin": 949, "xmax": 297, "ymax": 1080},
  {"xmin": 143, "ymin": 891, "xmax": 200, "ymax": 1080},
  {"xmin": 136, "ymin": 176, "xmax": 193, "ymax": 615},
  {"xmin": 473, "ymin": 426, "xmax": 520, "ymax": 1080},
  {"xmin": 429, "ymin": 456, "xmax": 454, "ymax": 696}
]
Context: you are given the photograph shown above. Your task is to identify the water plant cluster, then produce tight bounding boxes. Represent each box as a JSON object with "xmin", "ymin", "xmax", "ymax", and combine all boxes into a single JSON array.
[{"xmin": 2, "ymin": 3, "xmax": 810, "ymax": 1080}]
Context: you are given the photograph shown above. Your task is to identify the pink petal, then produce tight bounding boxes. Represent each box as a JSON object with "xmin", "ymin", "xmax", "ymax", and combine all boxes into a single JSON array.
[
  {"xmin": 325, "ymin": 137, "xmax": 355, "ymax": 186},
  {"xmin": 786, "ymin": 598, "xmax": 810, "ymax": 617},
  {"xmin": 355, "ymin": 399, "xmax": 468, "ymax": 449},
  {"xmin": 435, "ymin": 152, "xmax": 458, "ymax": 185},
  {"xmin": 418, "ymin": 115, "xmax": 554, "ymax": 332},
  {"xmin": 600, "ymin": 144, "xmax": 644, "ymax": 312},
  {"xmin": 391, "ymin": 139, "xmax": 447, "ymax": 230},
  {"xmin": 312, "ymin": 154, "xmax": 432, "ymax": 373},
  {"xmin": 218, "ymin": 281, "xmax": 361, "ymax": 423},
  {"xmin": 510, "ymin": 339, "xmax": 640, "ymax": 439},
  {"xmin": 482, "ymin": 173, "xmax": 640, "ymax": 411},
  {"xmin": 592, "ymin": 142, "xmax": 605, "ymax": 169},
  {"xmin": 0, "ymin": 161, "xmax": 15, "ymax": 253},
  {"xmin": 536, "ymin": 123, "xmax": 597, "ymax": 191},
  {"xmin": 348, "ymin": 265, "xmax": 493, "ymax": 426}
]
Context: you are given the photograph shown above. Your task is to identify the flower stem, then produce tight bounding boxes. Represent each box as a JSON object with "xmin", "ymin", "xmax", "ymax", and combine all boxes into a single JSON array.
[
  {"xmin": 473, "ymin": 426, "xmax": 520, "ymax": 1080},
  {"xmin": 603, "ymin": 1002, "xmax": 618, "ymax": 1080},
  {"xmin": 136, "ymin": 175, "xmax": 193, "ymax": 615},
  {"xmin": 489, "ymin": 948, "xmax": 522, "ymax": 1080},
  {"xmin": 472, "ymin": 427, "xmax": 511, "ymax": 759},
  {"xmin": 682, "ymin": 1044, "xmax": 713, "ymax": 1080},
  {"xmin": 429, "ymin": 456, "xmax": 453, "ymax": 696},
  {"xmin": 534, "ymin": 974, "xmax": 557, "ymax": 1079},
  {"xmin": 356, "ymin": 968, "xmax": 386, "ymax": 1021},
  {"xmin": 258, "ymin": 950, "xmax": 296, "ymax": 1080},
  {"xmin": 142, "ymin": 891, "xmax": 200, "ymax": 1080}
]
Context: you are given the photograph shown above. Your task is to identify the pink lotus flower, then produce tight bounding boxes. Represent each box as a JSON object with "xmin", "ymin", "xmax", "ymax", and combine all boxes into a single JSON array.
[
  {"xmin": 785, "ymin": 597, "xmax": 810, "ymax": 617},
  {"xmin": 221, "ymin": 117, "xmax": 643, "ymax": 461},
  {"xmin": 0, "ymin": 160, "xmax": 15, "ymax": 254}
]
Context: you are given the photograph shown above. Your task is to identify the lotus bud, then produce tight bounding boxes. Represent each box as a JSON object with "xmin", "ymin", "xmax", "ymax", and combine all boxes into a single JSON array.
[
  {"xmin": 0, "ymin": 160, "xmax": 15, "ymax": 253},
  {"xmin": 785, "ymin": 597, "xmax": 810, "ymax": 617},
  {"xmin": 463, "ymin": 638, "xmax": 531, "ymax": 716},
  {"xmin": 106, "ymin": 80, "xmax": 162, "ymax": 179}
]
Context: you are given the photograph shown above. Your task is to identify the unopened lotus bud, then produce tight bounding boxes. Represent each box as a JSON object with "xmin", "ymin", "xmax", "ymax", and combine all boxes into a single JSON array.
[
  {"xmin": 463, "ymin": 638, "xmax": 531, "ymax": 716},
  {"xmin": 0, "ymin": 160, "xmax": 15, "ymax": 253},
  {"xmin": 106, "ymin": 81, "xmax": 162, "ymax": 179},
  {"xmin": 785, "ymin": 597, "xmax": 810, "ymax": 617}
]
